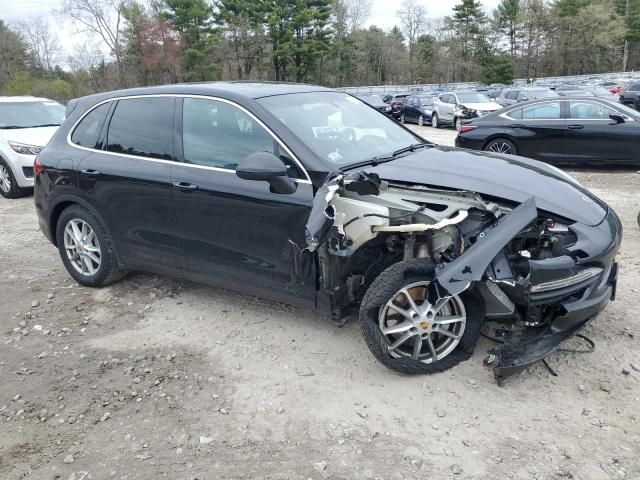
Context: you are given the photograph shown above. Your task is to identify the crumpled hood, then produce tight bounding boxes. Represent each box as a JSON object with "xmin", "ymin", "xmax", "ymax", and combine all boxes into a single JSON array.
[
  {"xmin": 0, "ymin": 126, "xmax": 59, "ymax": 148},
  {"xmin": 460, "ymin": 102, "xmax": 502, "ymax": 111},
  {"xmin": 364, "ymin": 146, "xmax": 607, "ymax": 226}
]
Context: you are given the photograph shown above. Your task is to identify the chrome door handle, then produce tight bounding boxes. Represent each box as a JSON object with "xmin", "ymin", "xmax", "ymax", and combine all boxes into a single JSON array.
[
  {"xmin": 81, "ymin": 169, "xmax": 101, "ymax": 175},
  {"xmin": 173, "ymin": 181, "xmax": 199, "ymax": 191}
]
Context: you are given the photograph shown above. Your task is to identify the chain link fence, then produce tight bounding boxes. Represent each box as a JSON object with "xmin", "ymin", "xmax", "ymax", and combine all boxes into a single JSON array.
[{"xmin": 338, "ymin": 71, "xmax": 639, "ymax": 94}]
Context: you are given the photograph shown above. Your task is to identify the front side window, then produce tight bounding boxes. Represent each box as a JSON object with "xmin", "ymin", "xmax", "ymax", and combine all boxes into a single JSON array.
[
  {"xmin": 106, "ymin": 97, "xmax": 175, "ymax": 160},
  {"xmin": 71, "ymin": 102, "xmax": 111, "ymax": 148},
  {"xmin": 505, "ymin": 91, "xmax": 518, "ymax": 100},
  {"xmin": 628, "ymin": 83, "xmax": 640, "ymax": 92},
  {"xmin": 569, "ymin": 101, "xmax": 616, "ymax": 119},
  {"xmin": 182, "ymin": 98, "xmax": 303, "ymax": 178},
  {"xmin": 522, "ymin": 102, "xmax": 561, "ymax": 119},
  {"xmin": 257, "ymin": 91, "xmax": 421, "ymax": 167}
]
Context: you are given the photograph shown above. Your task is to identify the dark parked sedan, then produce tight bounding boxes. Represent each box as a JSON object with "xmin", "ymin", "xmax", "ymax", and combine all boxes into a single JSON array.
[
  {"xmin": 456, "ymin": 97, "xmax": 640, "ymax": 166},
  {"xmin": 400, "ymin": 94, "xmax": 435, "ymax": 126},
  {"xmin": 355, "ymin": 93, "xmax": 393, "ymax": 115},
  {"xmin": 35, "ymin": 83, "xmax": 621, "ymax": 383}
]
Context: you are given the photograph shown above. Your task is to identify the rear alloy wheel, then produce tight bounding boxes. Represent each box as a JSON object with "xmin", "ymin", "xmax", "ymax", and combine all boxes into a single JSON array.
[
  {"xmin": 431, "ymin": 113, "xmax": 440, "ymax": 129},
  {"xmin": 485, "ymin": 138, "xmax": 517, "ymax": 155},
  {"xmin": 418, "ymin": 115, "xmax": 424, "ymax": 127},
  {"xmin": 0, "ymin": 159, "xmax": 30, "ymax": 199},
  {"xmin": 359, "ymin": 259, "xmax": 484, "ymax": 374},
  {"xmin": 454, "ymin": 117, "xmax": 462, "ymax": 131},
  {"xmin": 56, "ymin": 205, "xmax": 125, "ymax": 287}
]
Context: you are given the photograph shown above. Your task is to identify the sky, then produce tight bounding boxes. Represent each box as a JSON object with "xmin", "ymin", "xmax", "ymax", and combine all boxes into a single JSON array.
[{"xmin": 1, "ymin": 0, "xmax": 502, "ymax": 60}]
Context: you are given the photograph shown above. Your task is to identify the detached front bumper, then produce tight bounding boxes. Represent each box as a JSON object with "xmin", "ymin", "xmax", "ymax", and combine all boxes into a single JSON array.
[{"xmin": 491, "ymin": 208, "xmax": 622, "ymax": 383}]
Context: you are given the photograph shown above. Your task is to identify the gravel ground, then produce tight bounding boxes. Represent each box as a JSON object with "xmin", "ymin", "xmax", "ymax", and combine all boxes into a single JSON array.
[{"xmin": 1, "ymin": 126, "xmax": 639, "ymax": 480}]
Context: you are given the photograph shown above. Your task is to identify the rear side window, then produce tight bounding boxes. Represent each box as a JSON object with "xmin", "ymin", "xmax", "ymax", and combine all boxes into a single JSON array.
[
  {"xmin": 522, "ymin": 102, "xmax": 561, "ymax": 119},
  {"xmin": 505, "ymin": 91, "xmax": 518, "ymax": 100},
  {"xmin": 71, "ymin": 103, "xmax": 110, "ymax": 148},
  {"xmin": 106, "ymin": 97, "xmax": 175, "ymax": 160},
  {"xmin": 629, "ymin": 83, "xmax": 640, "ymax": 92}
]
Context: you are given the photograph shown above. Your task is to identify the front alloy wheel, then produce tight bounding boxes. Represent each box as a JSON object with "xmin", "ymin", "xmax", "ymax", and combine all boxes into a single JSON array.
[
  {"xmin": 431, "ymin": 113, "xmax": 439, "ymax": 128},
  {"xmin": 380, "ymin": 281, "xmax": 466, "ymax": 363},
  {"xmin": 359, "ymin": 259, "xmax": 484, "ymax": 374},
  {"xmin": 418, "ymin": 115, "xmax": 424, "ymax": 127},
  {"xmin": 0, "ymin": 163, "xmax": 11, "ymax": 194},
  {"xmin": 0, "ymin": 159, "xmax": 29, "ymax": 199},
  {"xmin": 400, "ymin": 114, "xmax": 406, "ymax": 124}
]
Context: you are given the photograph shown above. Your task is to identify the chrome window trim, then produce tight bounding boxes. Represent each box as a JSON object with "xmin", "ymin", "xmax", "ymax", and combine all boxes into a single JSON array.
[{"xmin": 66, "ymin": 93, "xmax": 312, "ymax": 184}]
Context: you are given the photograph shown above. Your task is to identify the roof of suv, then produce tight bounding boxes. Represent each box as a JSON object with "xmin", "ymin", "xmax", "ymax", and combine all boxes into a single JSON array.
[{"xmin": 85, "ymin": 82, "xmax": 332, "ymax": 101}]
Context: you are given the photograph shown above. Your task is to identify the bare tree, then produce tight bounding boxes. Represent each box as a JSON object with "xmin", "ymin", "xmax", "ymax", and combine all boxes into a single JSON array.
[
  {"xmin": 345, "ymin": 0, "xmax": 373, "ymax": 33},
  {"xmin": 58, "ymin": 0, "xmax": 126, "ymax": 86},
  {"xmin": 398, "ymin": 0, "xmax": 427, "ymax": 82},
  {"xmin": 15, "ymin": 17, "xmax": 61, "ymax": 72}
]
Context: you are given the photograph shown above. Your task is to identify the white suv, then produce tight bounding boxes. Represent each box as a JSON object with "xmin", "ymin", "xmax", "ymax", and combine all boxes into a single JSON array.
[{"xmin": 0, "ymin": 96, "xmax": 65, "ymax": 198}]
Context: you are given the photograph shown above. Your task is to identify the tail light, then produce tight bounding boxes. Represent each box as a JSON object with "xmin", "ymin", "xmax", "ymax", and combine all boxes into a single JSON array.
[
  {"xmin": 33, "ymin": 155, "xmax": 44, "ymax": 176},
  {"xmin": 459, "ymin": 125, "xmax": 478, "ymax": 134}
]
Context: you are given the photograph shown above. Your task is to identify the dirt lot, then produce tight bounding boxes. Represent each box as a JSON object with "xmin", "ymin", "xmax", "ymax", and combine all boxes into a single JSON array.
[{"xmin": 1, "ymin": 126, "xmax": 639, "ymax": 480}]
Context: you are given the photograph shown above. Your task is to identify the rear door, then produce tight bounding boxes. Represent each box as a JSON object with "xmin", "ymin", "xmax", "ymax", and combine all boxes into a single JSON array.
[
  {"xmin": 171, "ymin": 96, "xmax": 316, "ymax": 306},
  {"xmin": 76, "ymin": 96, "xmax": 180, "ymax": 272},
  {"xmin": 503, "ymin": 101, "xmax": 566, "ymax": 163},
  {"xmin": 565, "ymin": 100, "xmax": 638, "ymax": 165}
]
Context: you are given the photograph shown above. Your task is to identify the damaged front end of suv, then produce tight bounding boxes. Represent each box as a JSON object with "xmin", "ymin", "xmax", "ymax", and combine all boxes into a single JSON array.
[{"xmin": 305, "ymin": 168, "xmax": 621, "ymax": 384}]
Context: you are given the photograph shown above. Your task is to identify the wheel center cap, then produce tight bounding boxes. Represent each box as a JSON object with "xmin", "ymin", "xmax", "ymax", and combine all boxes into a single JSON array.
[{"xmin": 419, "ymin": 321, "xmax": 430, "ymax": 330}]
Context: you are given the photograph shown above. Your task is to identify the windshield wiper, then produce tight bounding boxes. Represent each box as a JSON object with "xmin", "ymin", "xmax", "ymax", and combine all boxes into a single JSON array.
[
  {"xmin": 340, "ymin": 143, "xmax": 432, "ymax": 172},
  {"xmin": 0, "ymin": 123, "xmax": 61, "ymax": 129}
]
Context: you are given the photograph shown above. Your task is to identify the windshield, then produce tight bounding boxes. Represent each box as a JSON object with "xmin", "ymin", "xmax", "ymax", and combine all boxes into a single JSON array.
[
  {"xmin": 359, "ymin": 94, "xmax": 383, "ymax": 103},
  {"xmin": 529, "ymin": 90, "xmax": 558, "ymax": 99},
  {"xmin": 258, "ymin": 92, "xmax": 421, "ymax": 167},
  {"xmin": 0, "ymin": 101, "xmax": 65, "ymax": 128},
  {"xmin": 615, "ymin": 102, "xmax": 640, "ymax": 118},
  {"xmin": 457, "ymin": 92, "xmax": 491, "ymax": 103},
  {"xmin": 419, "ymin": 96, "xmax": 434, "ymax": 106}
]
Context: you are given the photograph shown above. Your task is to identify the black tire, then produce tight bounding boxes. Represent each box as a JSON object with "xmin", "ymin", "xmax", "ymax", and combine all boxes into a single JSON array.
[
  {"xmin": 418, "ymin": 115, "xmax": 424, "ymax": 127},
  {"xmin": 359, "ymin": 259, "xmax": 485, "ymax": 374},
  {"xmin": 400, "ymin": 113, "xmax": 406, "ymax": 124},
  {"xmin": 484, "ymin": 138, "xmax": 518, "ymax": 156},
  {"xmin": 431, "ymin": 113, "xmax": 441, "ymax": 129},
  {"xmin": 0, "ymin": 158, "xmax": 31, "ymax": 199},
  {"xmin": 55, "ymin": 205, "xmax": 126, "ymax": 287}
]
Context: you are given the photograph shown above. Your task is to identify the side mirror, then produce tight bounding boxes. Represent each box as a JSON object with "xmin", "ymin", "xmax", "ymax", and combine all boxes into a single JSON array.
[
  {"xmin": 236, "ymin": 152, "xmax": 297, "ymax": 195},
  {"xmin": 609, "ymin": 113, "xmax": 625, "ymax": 124}
]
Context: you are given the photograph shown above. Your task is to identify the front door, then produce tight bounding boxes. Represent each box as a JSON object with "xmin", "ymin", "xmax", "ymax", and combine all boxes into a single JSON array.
[
  {"xmin": 564, "ymin": 100, "xmax": 638, "ymax": 165},
  {"xmin": 171, "ymin": 97, "xmax": 316, "ymax": 306}
]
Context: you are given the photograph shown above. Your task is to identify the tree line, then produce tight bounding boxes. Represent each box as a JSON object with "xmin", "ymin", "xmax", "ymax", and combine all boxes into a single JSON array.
[{"xmin": 0, "ymin": 0, "xmax": 639, "ymax": 103}]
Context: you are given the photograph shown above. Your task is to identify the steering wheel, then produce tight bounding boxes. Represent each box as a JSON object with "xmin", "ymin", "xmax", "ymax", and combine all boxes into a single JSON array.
[{"xmin": 337, "ymin": 128, "xmax": 356, "ymax": 143}]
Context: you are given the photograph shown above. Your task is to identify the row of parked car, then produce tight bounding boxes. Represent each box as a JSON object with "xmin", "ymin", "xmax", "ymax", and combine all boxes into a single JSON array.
[{"xmin": 355, "ymin": 80, "xmax": 640, "ymax": 167}]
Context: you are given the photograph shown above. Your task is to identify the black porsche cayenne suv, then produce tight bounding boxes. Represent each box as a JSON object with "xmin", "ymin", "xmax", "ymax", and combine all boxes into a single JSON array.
[{"xmin": 34, "ymin": 83, "xmax": 621, "ymax": 383}]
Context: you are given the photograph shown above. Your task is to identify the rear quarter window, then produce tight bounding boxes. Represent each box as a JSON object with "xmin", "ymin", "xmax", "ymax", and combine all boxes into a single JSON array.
[{"xmin": 70, "ymin": 102, "xmax": 111, "ymax": 149}]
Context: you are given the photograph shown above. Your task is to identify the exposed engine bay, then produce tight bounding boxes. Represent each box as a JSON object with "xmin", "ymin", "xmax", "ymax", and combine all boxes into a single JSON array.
[{"xmin": 302, "ymin": 171, "xmax": 620, "ymax": 384}]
